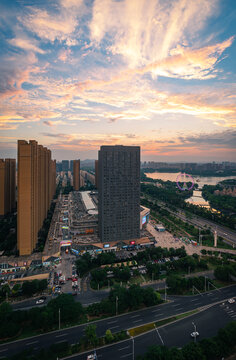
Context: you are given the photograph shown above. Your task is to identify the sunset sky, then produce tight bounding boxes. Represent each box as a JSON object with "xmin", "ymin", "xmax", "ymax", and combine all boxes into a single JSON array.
[{"xmin": 0, "ymin": 0, "xmax": 235, "ymax": 162}]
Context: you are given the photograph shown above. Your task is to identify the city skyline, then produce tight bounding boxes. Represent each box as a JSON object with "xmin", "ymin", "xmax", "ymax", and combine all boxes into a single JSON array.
[{"xmin": 0, "ymin": 0, "xmax": 235, "ymax": 162}]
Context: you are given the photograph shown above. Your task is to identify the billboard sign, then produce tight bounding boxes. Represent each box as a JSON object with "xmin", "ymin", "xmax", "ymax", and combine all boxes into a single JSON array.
[
  {"xmin": 142, "ymin": 216, "xmax": 147, "ymax": 225},
  {"xmin": 60, "ymin": 240, "xmax": 72, "ymax": 247},
  {"xmin": 104, "ymin": 244, "xmax": 110, "ymax": 248}
]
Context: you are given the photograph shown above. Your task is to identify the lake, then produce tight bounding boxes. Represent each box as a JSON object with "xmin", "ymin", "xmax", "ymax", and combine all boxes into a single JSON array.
[{"xmin": 145, "ymin": 172, "xmax": 236, "ymax": 207}]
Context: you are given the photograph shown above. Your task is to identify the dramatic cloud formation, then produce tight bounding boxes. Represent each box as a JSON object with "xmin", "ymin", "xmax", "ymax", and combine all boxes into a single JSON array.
[{"xmin": 0, "ymin": 0, "xmax": 235, "ymax": 161}]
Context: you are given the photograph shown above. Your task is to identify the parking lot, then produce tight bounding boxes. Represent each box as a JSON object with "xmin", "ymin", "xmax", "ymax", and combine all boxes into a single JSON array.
[{"xmin": 147, "ymin": 222, "xmax": 201, "ymax": 255}]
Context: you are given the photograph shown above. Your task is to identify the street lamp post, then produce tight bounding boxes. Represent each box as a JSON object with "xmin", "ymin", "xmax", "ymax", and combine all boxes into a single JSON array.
[
  {"xmin": 204, "ymin": 276, "xmax": 207, "ymax": 292},
  {"xmin": 116, "ymin": 296, "xmax": 118, "ymax": 316},
  {"xmin": 59, "ymin": 308, "xmax": 61, "ymax": 330},
  {"xmin": 132, "ymin": 336, "xmax": 134, "ymax": 360},
  {"xmin": 192, "ymin": 321, "xmax": 197, "ymax": 343}
]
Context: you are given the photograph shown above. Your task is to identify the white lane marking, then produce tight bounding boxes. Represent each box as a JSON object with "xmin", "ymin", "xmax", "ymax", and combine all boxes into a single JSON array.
[
  {"xmin": 55, "ymin": 340, "xmax": 67, "ymax": 344},
  {"xmin": 0, "ymin": 349, "xmax": 8, "ymax": 353},
  {"xmin": 110, "ymin": 326, "xmax": 119, "ymax": 330},
  {"xmin": 120, "ymin": 353, "xmax": 132, "ymax": 358},
  {"xmin": 107, "ymin": 320, "xmax": 118, "ymax": 324},
  {"xmin": 130, "ymin": 314, "xmax": 140, "ymax": 318},
  {"xmin": 55, "ymin": 333, "xmax": 68, "ymax": 338},
  {"xmin": 132, "ymin": 319, "xmax": 142, "ymax": 323},
  {"xmin": 191, "ymin": 298, "xmax": 199, "ymax": 302},
  {"xmin": 152, "ymin": 309, "xmax": 161, "ymax": 313},
  {"xmin": 26, "ymin": 341, "xmax": 38, "ymax": 346},
  {"xmin": 118, "ymin": 346, "xmax": 130, "ymax": 351},
  {"xmin": 171, "ymin": 304, "xmax": 182, "ymax": 307},
  {"xmin": 154, "ymin": 313, "xmax": 164, "ymax": 316}
]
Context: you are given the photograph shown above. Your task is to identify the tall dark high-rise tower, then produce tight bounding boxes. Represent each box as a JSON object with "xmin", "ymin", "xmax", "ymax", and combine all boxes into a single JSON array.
[{"xmin": 98, "ymin": 145, "xmax": 140, "ymax": 242}]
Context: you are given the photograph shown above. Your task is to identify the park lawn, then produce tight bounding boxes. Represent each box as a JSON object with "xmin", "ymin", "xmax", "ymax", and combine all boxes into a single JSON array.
[{"xmin": 129, "ymin": 276, "xmax": 146, "ymax": 285}]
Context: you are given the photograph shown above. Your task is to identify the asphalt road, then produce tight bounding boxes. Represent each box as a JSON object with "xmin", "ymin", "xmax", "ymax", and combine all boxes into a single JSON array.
[
  {"xmin": 1, "ymin": 285, "xmax": 235, "ymax": 358},
  {"xmin": 149, "ymin": 197, "xmax": 236, "ymax": 245},
  {"xmin": 10, "ymin": 270, "xmax": 215, "ymax": 310},
  {"xmin": 68, "ymin": 301, "xmax": 236, "ymax": 360}
]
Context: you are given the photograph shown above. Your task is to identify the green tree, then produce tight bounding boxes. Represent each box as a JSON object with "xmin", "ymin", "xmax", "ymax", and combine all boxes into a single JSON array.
[
  {"xmin": 199, "ymin": 338, "xmax": 219, "ymax": 360},
  {"xmin": 47, "ymin": 294, "xmax": 84, "ymax": 324},
  {"xmin": 143, "ymin": 287, "xmax": 160, "ymax": 307},
  {"xmin": 214, "ymin": 265, "xmax": 231, "ymax": 282},
  {"xmin": 11, "ymin": 283, "xmax": 22, "ymax": 297},
  {"xmin": 85, "ymin": 324, "xmax": 98, "ymax": 346},
  {"xmin": 105, "ymin": 329, "xmax": 114, "ymax": 343},
  {"xmin": 182, "ymin": 342, "xmax": 206, "ymax": 360},
  {"xmin": 126, "ymin": 285, "xmax": 143, "ymax": 309}
]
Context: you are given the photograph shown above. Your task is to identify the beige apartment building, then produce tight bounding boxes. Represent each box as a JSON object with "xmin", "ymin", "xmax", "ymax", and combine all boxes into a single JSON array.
[
  {"xmin": 17, "ymin": 140, "xmax": 56, "ymax": 256},
  {"xmin": 0, "ymin": 158, "xmax": 16, "ymax": 215},
  {"xmin": 73, "ymin": 159, "xmax": 80, "ymax": 190}
]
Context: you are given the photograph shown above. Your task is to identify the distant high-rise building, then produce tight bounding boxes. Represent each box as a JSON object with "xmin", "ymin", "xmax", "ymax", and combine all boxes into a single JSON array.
[
  {"xmin": 98, "ymin": 145, "xmax": 140, "ymax": 242},
  {"xmin": 0, "ymin": 159, "xmax": 16, "ymax": 215},
  {"xmin": 62, "ymin": 160, "xmax": 69, "ymax": 171},
  {"xmin": 70, "ymin": 160, "xmax": 74, "ymax": 172},
  {"xmin": 17, "ymin": 140, "xmax": 56, "ymax": 256},
  {"xmin": 73, "ymin": 160, "xmax": 80, "ymax": 190},
  {"xmin": 95, "ymin": 160, "xmax": 98, "ymax": 189},
  {"xmin": 56, "ymin": 162, "xmax": 62, "ymax": 172}
]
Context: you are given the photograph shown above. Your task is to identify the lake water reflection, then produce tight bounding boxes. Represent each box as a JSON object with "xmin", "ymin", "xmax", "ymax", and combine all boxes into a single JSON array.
[{"xmin": 145, "ymin": 172, "xmax": 236, "ymax": 207}]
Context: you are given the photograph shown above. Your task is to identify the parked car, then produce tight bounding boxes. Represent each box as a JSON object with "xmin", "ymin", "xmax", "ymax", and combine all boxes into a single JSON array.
[{"xmin": 228, "ymin": 298, "xmax": 235, "ymax": 304}]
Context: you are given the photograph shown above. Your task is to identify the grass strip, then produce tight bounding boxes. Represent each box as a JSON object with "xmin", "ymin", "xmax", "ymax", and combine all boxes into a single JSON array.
[
  {"xmin": 128, "ymin": 323, "xmax": 155, "ymax": 337},
  {"xmin": 128, "ymin": 309, "xmax": 199, "ymax": 337}
]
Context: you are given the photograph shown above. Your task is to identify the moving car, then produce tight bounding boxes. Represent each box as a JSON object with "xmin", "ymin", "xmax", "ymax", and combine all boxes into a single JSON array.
[
  {"xmin": 36, "ymin": 299, "xmax": 45, "ymax": 305},
  {"xmin": 228, "ymin": 298, "xmax": 235, "ymax": 304},
  {"xmin": 191, "ymin": 332, "xmax": 199, "ymax": 338},
  {"xmin": 87, "ymin": 354, "xmax": 97, "ymax": 360}
]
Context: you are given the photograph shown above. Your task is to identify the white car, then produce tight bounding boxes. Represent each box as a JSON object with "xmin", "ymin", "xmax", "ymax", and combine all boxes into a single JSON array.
[
  {"xmin": 87, "ymin": 354, "xmax": 97, "ymax": 360},
  {"xmin": 191, "ymin": 332, "xmax": 199, "ymax": 338},
  {"xmin": 36, "ymin": 299, "xmax": 44, "ymax": 305},
  {"xmin": 228, "ymin": 298, "xmax": 235, "ymax": 304}
]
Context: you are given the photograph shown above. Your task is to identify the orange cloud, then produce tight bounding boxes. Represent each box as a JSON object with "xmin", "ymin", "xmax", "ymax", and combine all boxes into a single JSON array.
[
  {"xmin": 90, "ymin": 0, "xmax": 220, "ymax": 68},
  {"xmin": 8, "ymin": 37, "xmax": 45, "ymax": 54}
]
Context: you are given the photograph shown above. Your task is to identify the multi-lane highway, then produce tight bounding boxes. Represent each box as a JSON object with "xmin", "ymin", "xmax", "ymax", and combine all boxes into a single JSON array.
[
  {"xmin": 145, "ymin": 196, "xmax": 236, "ymax": 246},
  {"xmin": 67, "ymin": 300, "xmax": 236, "ymax": 360},
  {"xmin": 1, "ymin": 285, "xmax": 235, "ymax": 358}
]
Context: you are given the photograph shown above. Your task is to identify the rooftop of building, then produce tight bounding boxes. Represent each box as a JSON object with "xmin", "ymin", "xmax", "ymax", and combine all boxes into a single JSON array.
[{"xmin": 80, "ymin": 191, "xmax": 97, "ymax": 211}]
